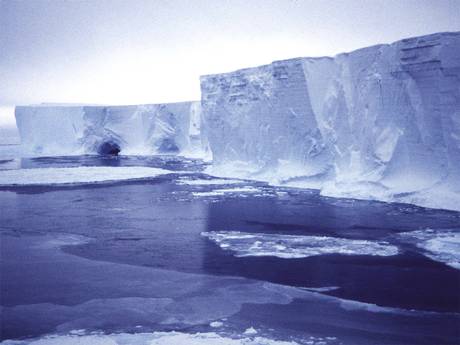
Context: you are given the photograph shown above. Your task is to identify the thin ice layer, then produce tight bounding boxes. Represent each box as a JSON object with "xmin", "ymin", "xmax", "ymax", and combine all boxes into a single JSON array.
[{"xmin": 201, "ymin": 231, "xmax": 399, "ymax": 258}]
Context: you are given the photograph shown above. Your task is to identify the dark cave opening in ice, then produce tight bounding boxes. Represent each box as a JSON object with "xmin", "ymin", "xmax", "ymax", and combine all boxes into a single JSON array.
[{"xmin": 97, "ymin": 141, "xmax": 121, "ymax": 155}]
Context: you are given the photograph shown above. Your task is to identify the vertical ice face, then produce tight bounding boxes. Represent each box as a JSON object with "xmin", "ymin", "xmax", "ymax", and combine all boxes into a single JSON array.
[
  {"xmin": 12, "ymin": 31, "xmax": 460, "ymax": 210},
  {"xmin": 15, "ymin": 102, "xmax": 207, "ymax": 157},
  {"xmin": 186, "ymin": 101, "xmax": 211, "ymax": 158},
  {"xmin": 201, "ymin": 59, "xmax": 327, "ymax": 171},
  {"xmin": 201, "ymin": 32, "xmax": 460, "ymax": 210},
  {"xmin": 15, "ymin": 106, "xmax": 87, "ymax": 155},
  {"xmin": 386, "ymin": 33, "xmax": 460, "ymax": 191}
]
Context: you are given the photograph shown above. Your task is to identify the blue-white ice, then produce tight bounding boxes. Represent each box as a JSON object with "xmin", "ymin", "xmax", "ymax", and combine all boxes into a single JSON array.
[
  {"xmin": 201, "ymin": 32, "xmax": 460, "ymax": 211},
  {"xmin": 399, "ymin": 229, "xmax": 460, "ymax": 269},
  {"xmin": 14, "ymin": 102, "xmax": 209, "ymax": 158},
  {"xmin": 201, "ymin": 231, "xmax": 399, "ymax": 258},
  {"xmin": 12, "ymin": 32, "xmax": 460, "ymax": 211}
]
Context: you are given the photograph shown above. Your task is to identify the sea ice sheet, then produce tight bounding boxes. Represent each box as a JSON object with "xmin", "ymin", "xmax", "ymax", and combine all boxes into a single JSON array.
[
  {"xmin": 0, "ymin": 166, "xmax": 177, "ymax": 186},
  {"xmin": 201, "ymin": 231, "xmax": 399, "ymax": 258}
]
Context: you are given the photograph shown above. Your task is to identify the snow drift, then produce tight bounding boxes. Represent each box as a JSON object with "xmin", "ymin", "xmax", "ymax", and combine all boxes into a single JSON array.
[
  {"xmin": 15, "ymin": 102, "xmax": 209, "ymax": 157},
  {"xmin": 200, "ymin": 32, "xmax": 460, "ymax": 211}
]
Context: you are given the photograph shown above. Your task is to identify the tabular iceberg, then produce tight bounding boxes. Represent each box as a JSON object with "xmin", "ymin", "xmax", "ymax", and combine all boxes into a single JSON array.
[
  {"xmin": 15, "ymin": 102, "xmax": 209, "ymax": 157},
  {"xmin": 200, "ymin": 32, "xmax": 460, "ymax": 211},
  {"xmin": 13, "ymin": 32, "xmax": 460, "ymax": 210}
]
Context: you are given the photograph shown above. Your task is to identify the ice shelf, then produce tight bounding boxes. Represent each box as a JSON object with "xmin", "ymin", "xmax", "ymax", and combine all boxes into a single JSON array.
[
  {"xmin": 14, "ymin": 32, "xmax": 460, "ymax": 210},
  {"xmin": 15, "ymin": 102, "xmax": 209, "ymax": 157},
  {"xmin": 200, "ymin": 31, "xmax": 460, "ymax": 211}
]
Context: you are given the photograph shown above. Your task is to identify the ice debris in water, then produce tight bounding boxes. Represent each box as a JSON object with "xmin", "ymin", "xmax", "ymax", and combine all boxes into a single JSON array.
[
  {"xmin": 399, "ymin": 229, "xmax": 460, "ymax": 269},
  {"xmin": 209, "ymin": 321, "xmax": 224, "ymax": 328},
  {"xmin": 177, "ymin": 178, "xmax": 244, "ymax": 185},
  {"xmin": 192, "ymin": 186, "xmax": 261, "ymax": 197},
  {"xmin": 201, "ymin": 231, "xmax": 399, "ymax": 258},
  {"xmin": 244, "ymin": 327, "xmax": 258, "ymax": 335}
]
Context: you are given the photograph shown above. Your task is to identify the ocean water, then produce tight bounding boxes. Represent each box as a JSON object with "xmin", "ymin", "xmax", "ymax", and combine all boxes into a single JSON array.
[{"xmin": 1, "ymin": 152, "xmax": 459, "ymax": 344}]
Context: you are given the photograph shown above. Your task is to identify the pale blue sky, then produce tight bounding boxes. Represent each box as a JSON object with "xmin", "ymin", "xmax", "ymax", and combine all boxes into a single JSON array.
[{"xmin": 1, "ymin": 0, "xmax": 459, "ymax": 125}]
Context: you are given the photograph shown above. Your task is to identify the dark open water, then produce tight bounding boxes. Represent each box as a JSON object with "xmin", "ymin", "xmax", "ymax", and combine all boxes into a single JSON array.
[{"xmin": 1, "ymin": 154, "xmax": 459, "ymax": 344}]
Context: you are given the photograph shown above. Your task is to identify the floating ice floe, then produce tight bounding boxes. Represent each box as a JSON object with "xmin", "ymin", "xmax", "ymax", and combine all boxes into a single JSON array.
[
  {"xmin": 299, "ymin": 286, "xmax": 340, "ymax": 292},
  {"xmin": 201, "ymin": 231, "xmax": 399, "ymax": 258},
  {"xmin": 0, "ymin": 166, "xmax": 179, "ymax": 186},
  {"xmin": 192, "ymin": 186, "xmax": 261, "ymax": 197},
  {"xmin": 244, "ymin": 327, "xmax": 258, "ymax": 335},
  {"xmin": 1, "ymin": 331, "xmax": 305, "ymax": 345},
  {"xmin": 177, "ymin": 178, "xmax": 244, "ymax": 185},
  {"xmin": 209, "ymin": 321, "xmax": 224, "ymax": 328},
  {"xmin": 399, "ymin": 229, "xmax": 460, "ymax": 269}
]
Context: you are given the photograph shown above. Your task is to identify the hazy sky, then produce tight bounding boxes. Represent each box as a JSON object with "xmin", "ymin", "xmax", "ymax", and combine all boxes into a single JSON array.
[{"xmin": 1, "ymin": 0, "xmax": 459, "ymax": 125}]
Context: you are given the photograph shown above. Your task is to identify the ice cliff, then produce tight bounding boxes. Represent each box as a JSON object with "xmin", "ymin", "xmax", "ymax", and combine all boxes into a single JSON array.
[
  {"xmin": 15, "ymin": 102, "xmax": 209, "ymax": 157},
  {"xmin": 14, "ymin": 32, "xmax": 460, "ymax": 210},
  {"xmin": 200, "ymin": 32, "xmax": 460, "ymax": 211}
]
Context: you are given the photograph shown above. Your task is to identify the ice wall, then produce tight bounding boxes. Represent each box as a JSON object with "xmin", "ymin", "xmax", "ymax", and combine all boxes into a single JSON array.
[
  {"xmin": 201, "ymin": 32, "xmax": 460, "ymax": 210},
  {"xmin": 15, "ymin": 102, "xmax": 209, "ymax": 157},
  {"xmin": 13, "ymin": 32, "xmax": 460, "ymax": 210}
]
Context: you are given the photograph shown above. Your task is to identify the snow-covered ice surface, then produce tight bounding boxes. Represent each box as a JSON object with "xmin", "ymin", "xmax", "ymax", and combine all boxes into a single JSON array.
[
  {"xmin": 201, "ymin": 231, "xmax": 399, "ymax": 258},
  {"xmin": 201, "ymin": 32, "xmax": 460, "ymax": 211},
  {"xmin": 399, "ymin": 229, "xmax": 460, "ymax": 269},
  {"xmin": 0, "ymin": 166, "xmax": 178, "ymax": 186}
]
